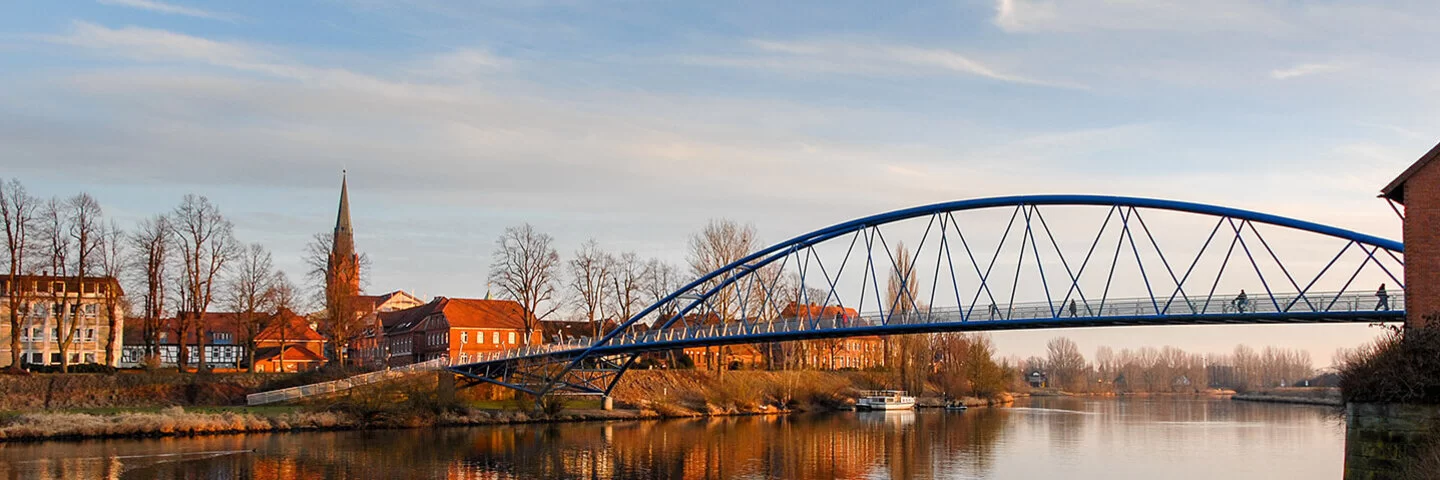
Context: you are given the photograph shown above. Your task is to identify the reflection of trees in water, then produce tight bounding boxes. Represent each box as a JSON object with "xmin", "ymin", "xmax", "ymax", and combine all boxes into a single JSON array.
[{"xmin": 6, "ymin": 410, "xmax": 1015, "ymax": 480}]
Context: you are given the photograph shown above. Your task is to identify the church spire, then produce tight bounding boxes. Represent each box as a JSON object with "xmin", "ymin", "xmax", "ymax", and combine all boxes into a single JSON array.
[
  {"xmin": 327, "ymin": 171, "xmax": 360, "ymax": 299},
  {"xmin": 335, "ymin": 170, "xmax": 353, "ymax": 241}
]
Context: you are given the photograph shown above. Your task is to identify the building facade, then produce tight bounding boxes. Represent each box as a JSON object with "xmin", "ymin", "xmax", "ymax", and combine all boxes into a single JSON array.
[
  {"xmin": 371, "ymin": 297, "xmax": 542, "ymax": 366},
  {"xmin": 1382, "ymin": 141, "xmax": 1440, "ymax": 329},
  {"xmin": 1, "ymin": 275, "xmax": 125, "ymax": 368}
]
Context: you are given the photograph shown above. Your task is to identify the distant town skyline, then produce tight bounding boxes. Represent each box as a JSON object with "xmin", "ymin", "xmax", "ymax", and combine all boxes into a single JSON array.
[{"xmin": 3, "ymin": 0, "xmax": 1437, "ymax": 364}]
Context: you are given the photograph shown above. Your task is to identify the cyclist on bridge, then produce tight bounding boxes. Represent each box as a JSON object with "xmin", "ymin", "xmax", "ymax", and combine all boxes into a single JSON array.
[{"xmin": 1233, "ymin": 290, "xmax": 1249, "ymax": 314}]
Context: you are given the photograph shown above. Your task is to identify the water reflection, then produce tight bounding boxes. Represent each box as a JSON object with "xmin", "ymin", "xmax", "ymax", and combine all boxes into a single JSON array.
[{"xmin": 0, "ymin": 398, "xmax": 1343, "ymax": 480}]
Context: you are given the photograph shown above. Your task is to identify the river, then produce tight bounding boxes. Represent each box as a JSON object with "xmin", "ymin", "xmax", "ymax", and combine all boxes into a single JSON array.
[{"xmin": 0, "ymin": 397, "xmax": 1344, "ymax": 479}]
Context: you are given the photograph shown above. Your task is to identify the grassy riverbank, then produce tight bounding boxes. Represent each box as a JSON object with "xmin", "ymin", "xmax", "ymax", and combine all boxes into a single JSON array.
[
  {"xmin": 0, "ymin": 369, "xmax": 1022, "ymax": 442},
  {"xmin": 1231, "ymin": 388, "xmax": 1342, "ymax": 407}
]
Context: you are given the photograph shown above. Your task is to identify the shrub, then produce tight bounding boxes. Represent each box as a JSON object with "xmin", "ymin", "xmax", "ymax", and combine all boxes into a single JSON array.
[
  {"xmin": 1339, "ymin": 322, "xmax": 1440, "ymax": 404},
  {"xmin": 22, "ymin": 363, "xmax": 117, "ymax": 374}
]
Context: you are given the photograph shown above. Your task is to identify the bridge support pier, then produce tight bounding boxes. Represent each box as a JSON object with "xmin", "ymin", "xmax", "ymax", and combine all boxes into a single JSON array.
[{"xmin": 602, "ymin": 396, "xmax": 614, "ymax": 411}]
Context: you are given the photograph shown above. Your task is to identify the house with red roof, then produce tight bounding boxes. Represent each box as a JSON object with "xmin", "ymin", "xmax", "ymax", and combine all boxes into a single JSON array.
[{"xmin": 366, "ymin": 296, "xmax": 542, "ymax": 366}]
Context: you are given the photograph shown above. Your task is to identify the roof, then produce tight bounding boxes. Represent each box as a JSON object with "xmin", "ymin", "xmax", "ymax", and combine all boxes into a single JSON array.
[
  {"xmin": 378, "ymin": 297, "xmax": 530, "ymax": 334},
  {"xmin": 1, "ymin": 275, "xmax": 124, "ymax": 297},
  {"xmin": 255, "ymin": 308, "xmax": 326, "ymax": 342},
  {"xmin": 1382, "ymin": 140, "xmax": 1440, "ymax": 203},
  {"xmin": 353, "ymin": 290, "xmax": 424, "ymax": 313},
  {"xmin": 780, "ymin": 303, "xmax": 859, "ymax": 319},
  {"xmin": 254, "ymin": 345, "xmax": 326, "ymax": 363}
]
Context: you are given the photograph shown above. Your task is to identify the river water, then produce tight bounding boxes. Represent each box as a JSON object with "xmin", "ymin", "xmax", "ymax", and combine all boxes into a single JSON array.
[{"xmin": 0, "ymin": 397, "xmax": 1344, "ymax": 479}]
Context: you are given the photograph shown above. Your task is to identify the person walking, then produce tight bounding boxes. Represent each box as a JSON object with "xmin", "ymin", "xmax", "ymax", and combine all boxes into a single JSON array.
[
  {"xmin": 1233, "ymin": 290, "xmax": 1248, "ymax": 314},
  {"xmin": 988, "ymin": 303, "xmax": 1000, "ymax": 320},
  {"xmin": 1068, "ymin": 299, "xmax": 1078, "ymax": 317},
  {"xmin": 1376, "ymin": 283, "xmax": 1390, "ymax": 310}
]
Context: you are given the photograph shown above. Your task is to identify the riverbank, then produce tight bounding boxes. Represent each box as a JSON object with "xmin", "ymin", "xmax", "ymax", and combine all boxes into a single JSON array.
[
  {"xmin": 0, "ymin": 369, "xmax": 1023, "ymax": 442},
  {"xmin": 1231, "ymin": 388, "xmax": 1342, "ymax": 407}
]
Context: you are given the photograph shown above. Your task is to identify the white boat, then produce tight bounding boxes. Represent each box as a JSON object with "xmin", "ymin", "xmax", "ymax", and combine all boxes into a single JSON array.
[{"xmin": 856, "ymin": 390, "xmax": 916, "ymax": 410}]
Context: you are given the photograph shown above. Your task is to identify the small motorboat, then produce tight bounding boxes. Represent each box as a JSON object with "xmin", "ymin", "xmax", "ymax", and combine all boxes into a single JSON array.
[
  {"xmin": 855, "ymin": 390, "xmax": 916, "ymax": 410},
  {"xmin": 945, "ymin": 401, "xmax": 969, "ymax": 411}
]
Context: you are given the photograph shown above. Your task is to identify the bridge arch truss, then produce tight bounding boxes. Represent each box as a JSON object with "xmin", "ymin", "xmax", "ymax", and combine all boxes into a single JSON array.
[{"xmin": 450, "ymin": 195, "xmax": 1405, "ymax": 396}]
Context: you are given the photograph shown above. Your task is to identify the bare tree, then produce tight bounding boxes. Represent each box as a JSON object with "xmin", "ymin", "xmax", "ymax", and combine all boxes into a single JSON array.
[
  {"xmin": 567, "ymin": 239, "xmax": 612, "ymax": 338},
  {"xmin": 488, "ymin": 224, "xmax": 560, "ymax": 345},
  {"xmin": 642, "ymin": 259, "xmax": 683, "ymax": 318},
  {"xmin": 271, "ymin": 272, "xmax": 298, "ymax": 373},
  {"xmin": 226, "ymin": 243, "xmax": 279, "ymax": 372},
  {"xmin": 127, "ymin": 214, "xmax": 170, "ymax": 361},
  {"xmin": 608, "ymin": 252, "xmax": 644, "ymax": 324},
  {"xmin": 171, "ymin": 195, "xmax": 239, "ymax": 371},
  {"xmin": 38, "ymin": 194, "xmax": 103, "ymax": 372},
  {"xmin": 686, "ymin": 219, "xmax": 758, "ymax": 373},
  {"xmin": 0, "ymin": 179, "xmax": 37, "ymax": 371},
  {"xmin": 97, "ymin": 221, "xmax": 125, "ymax": 366},
  {"xmin": 1046, "ymin": 336, "xmax": 1087, "ymax": 391},
  {"xmin": 886, "ymin": 242, "xmax": 921, "ymax": 377}
]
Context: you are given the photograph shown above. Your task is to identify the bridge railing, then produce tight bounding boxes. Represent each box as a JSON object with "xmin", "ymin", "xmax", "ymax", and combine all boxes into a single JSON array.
[
  {"xmin": 246, "ymin": 357, "xmax": 450, "ymax": 406},
  {"xmin": 460, "ymin": 290, "xmax": 1402, "ymax": 365}
]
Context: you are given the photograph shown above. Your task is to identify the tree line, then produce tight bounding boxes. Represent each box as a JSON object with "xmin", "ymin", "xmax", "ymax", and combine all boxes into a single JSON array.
[
  {"xmin": 1018, "ymin": 337, "xmax": 1316, "ymax": 393},
  {"xmin": 0, "ymin": 178, "xmax": 352, "ymax": 373}
]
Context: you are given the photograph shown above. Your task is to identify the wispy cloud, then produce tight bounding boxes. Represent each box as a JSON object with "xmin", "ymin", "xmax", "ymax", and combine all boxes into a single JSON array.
[
  {"xmin": 993, "ymin": 0, "xmax": 1288, "ymax": 34},
  {"xmin": 1270, "ymin": 62, "xmax": 1344, "ymax": 80},
  {"xmin": 684, "ymin": 39, "xmax": 1083, "ymax": 89},
  {"xmin": 96, "ymin": 0, "xmax": 238, "ymax": 22}
]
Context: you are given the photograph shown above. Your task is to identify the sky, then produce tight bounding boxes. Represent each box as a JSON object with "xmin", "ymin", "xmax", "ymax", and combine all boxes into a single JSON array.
[{"xmin": 2, "ymin": 0, "xmax": 1437, "ymax": 366}]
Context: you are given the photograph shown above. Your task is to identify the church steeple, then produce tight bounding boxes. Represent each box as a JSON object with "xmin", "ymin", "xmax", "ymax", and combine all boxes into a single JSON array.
[
  {"xmin": 327, "ymin": 172, "xmax": 360, "ymax": 299},
  {"xmin": 334, "ymin": 171, "xmax": 353, "ymax": 247}
]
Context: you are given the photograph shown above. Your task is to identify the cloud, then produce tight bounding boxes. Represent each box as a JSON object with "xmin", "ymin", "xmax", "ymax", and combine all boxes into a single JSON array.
[
  {"xmin": 993, "ymin": 0, "xmax": 1288, "ymax": 34},
  {"xmin": 683, "ymin": 39, "xmax": 1083, "ymax": 89},
  {"xmin": 1270, "ymin": 62, "xmax": 1344, "ymax": 80},
  {"xmin": 96, "ymin": 0, "xmax": 238, "ymax": 21}
]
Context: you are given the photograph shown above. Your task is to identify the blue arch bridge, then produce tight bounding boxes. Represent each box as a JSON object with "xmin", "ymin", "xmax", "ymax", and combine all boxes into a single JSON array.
[{"xmin": 449, "ymin": 195, "xmax": 1405, "ymax": 398}]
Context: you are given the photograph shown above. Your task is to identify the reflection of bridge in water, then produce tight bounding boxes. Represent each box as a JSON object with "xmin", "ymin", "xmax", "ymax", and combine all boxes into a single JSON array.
[{"xmin": 450, "ymin": 195, "xmax": 1405, "ymax": 397}]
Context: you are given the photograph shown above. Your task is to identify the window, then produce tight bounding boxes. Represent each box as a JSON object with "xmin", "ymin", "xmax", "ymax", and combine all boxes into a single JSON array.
[
  {"xmin": 50, "ymin": 353, "xmax": 61, "ymax": 364},
  {"xmin": 492, "ymin": 332, "xmax": 499, "ymax": 344},
  {"xmin": 86, "ymin": 328, "xmax": 95, "ymax": 341},
  {"xmin": 84, "ymin": 353, "xmax": 95, "ymax": 363},
  {"xmin": 508, "ymin": 332, "xmax": 516, "ymax": 344},
  {"xmin": 30, "ymin": 352, "xmax": 42, "ymax": 364},
  {"xmin": 31, "ymin": 328, "xmax": 42, "ymax": 340},
  {"xmin": 461, "ymin": 332, "xmax": 468, "ymax": 344}
]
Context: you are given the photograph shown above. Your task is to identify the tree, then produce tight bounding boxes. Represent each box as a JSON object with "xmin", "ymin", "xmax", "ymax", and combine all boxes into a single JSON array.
[
  {"xmin": 886, "ymin": 242, "xmax": 922, "ymax": 384},
  {"xmin": 226, "ymin": 243, "xmax": 279, "ymax": 372},
  {"xmin": 43, "ymin": 194, "xmax": 104, "ymax": 372},
  {"xmin": 642, "ymin": 259, "xmax": 682, "ymax": 317},
  {"xmin": 608, "ymin": 252, "xmax": 644, "ymax": 325},
  {"xmin": 567, "ymin": 239, "xmax": 612, "ymax": 338},
  {"xmin": 171, "ymin": 195, "xmax": 239, "ymax": 371},
  {"xmin": 488, "ymin": 224, "xmax": 560, "ymax": 345},
  {"xmin": 1046, "ymin": 336, "xmax": 1087, "ymax": 391},
  {"xmin": 270, "ymin": 273, "xmax": 299, "ymax": 373},
  {"xmin": 686, "ymin": 219, "xmax": 758, "ymax": 373},
  {"xmin": 0, "ymin": 179, "xmax": 37, "ymax": 372},
  {"xmin": 126, "ymin": 214, "xmax": 170, "ymax": 361},
  {"xmin": 97, "ymin": 221, "xmax": 125, "ymax": 366}
]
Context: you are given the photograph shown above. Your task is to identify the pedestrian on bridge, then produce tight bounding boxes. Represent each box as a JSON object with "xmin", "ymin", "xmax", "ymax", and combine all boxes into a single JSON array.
[
  {"xmin": 1376, "ymin": 284, "xmax": 1390, "ymax": 310},
  {"xmin": 1068, "ymin": 300, "xmax": 1078, "ymax": 317},
  {"xmin": 1233, "ymin": 290, "xmax": 1248, "ymax": 314},
  {"xmin": 988, "ymin": 303, "xmax": 1000, "ymax": 319}
]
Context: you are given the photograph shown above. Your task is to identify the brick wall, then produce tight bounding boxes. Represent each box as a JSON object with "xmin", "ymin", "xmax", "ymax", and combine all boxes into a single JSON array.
[{"xmin": 1404, "ymin": 164, "xmax": 1440, "ymax": 329}]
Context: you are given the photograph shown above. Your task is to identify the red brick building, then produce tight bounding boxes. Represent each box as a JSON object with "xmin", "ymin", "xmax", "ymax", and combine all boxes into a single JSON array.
[
  {"xmin": 375, "ymin": 297, "xmax": 542, "ymax": 366},
  {"xmin": 1382, "ymin": 141, "xmax": 1440, "ymax": 329}
]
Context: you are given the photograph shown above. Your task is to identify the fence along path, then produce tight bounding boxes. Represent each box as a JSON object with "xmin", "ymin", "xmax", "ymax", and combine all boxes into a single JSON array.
[{"xmin": 245, "ymin": 357, "xmax": 450, "ymax": 406}]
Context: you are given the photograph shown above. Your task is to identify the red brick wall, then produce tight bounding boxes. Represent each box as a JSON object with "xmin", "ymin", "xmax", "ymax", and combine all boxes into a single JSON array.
[{"xmin": 1404, "ymin": 165, "xmax": 1440, "ymax": 329}]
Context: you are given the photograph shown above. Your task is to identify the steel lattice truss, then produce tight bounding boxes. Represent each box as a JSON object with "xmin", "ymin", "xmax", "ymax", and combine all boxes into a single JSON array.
[{"xmin": 449, "ymin": 195, "xmax": 1405, "ymax": 397}]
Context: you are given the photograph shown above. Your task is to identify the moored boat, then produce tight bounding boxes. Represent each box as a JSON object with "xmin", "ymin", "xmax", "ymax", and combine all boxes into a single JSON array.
[{"xmin": 856, "ymin": 390, "xmax": 916, "ymax": 410}]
